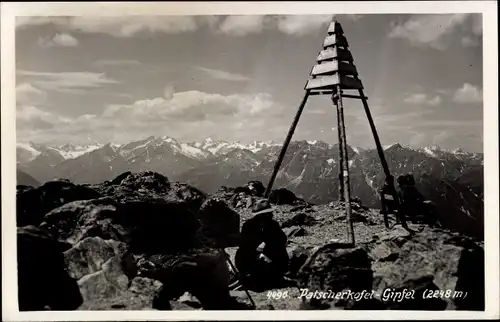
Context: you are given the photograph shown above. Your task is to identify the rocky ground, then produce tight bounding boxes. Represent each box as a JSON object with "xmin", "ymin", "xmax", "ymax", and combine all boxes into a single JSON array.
[{"xmin": 16, "ymin": 171, "xmax": 485, "ymax": 311}]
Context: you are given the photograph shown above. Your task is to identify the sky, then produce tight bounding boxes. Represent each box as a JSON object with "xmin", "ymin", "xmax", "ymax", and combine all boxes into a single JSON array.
[{"xmin": 15, "ymin": 14, "xmax": 484, "ymax": 152}]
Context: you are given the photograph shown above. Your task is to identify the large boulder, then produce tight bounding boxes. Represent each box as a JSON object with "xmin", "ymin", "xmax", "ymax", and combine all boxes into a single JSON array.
[
  {"xmin": 367, "ymin": 227, "xmax": 485, "ymax": 310},
  {"xmin": 269, "ymin": 188, "xmax": 304, "ymax": 205},
  {"xmin": 64, "ymin": 237, "xmax": 137, "ymax": 281},
  {"xmin": 17, "ymin": 226, "xmax": 83, "ymax": 311},
  {"xmin": 16, "ymin": 179, "xmax": 101, "ymax": 227},
  {"xmin": 298, "ymin": 243, "xmax": 375, "ymax": 310},
  {"xmin": 197, "ymin": 198, "xmax": 240, "ymax": 248},
  {"xmin": 40, "ymin": 198, "xmax": 123, "ymax": 245},
  {"xmin": 138, "ymin": 248, "xmax": 234, "ymax": 310},
  {"xmin": 63, "ymin": 236, "xmax": 163, "ymax": 310},
  {"xmin": 40, "ymin": 195, "xmax": 204, "ymax": 254},
  {"xmin": 297, "ymin": 227, "xmax": 485, "ymax": 310}
]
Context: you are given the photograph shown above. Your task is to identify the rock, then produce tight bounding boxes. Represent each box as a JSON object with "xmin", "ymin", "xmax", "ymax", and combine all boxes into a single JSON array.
[
  {"xmin": 368, "ymin": 240, "xmax": 400, "ymax": 262},
  {"xmin": 64, "ymin": 237, "xmax": 137, "ymax": 281},
  {"xmin": 41, "ymin": 198, "xmax": 121, "ymax": 245},
  {"xmin": 298, "ymin": 244, "xmax": 373, "ymax": 290},
  {"xmin": 77, "ymin": 275, "xmax": 163, "ymax": 310},
  {"xmin": 41, "ymin": 188, "xmax": 205, "ymax": 254},
  {"xmin": 281, "ymin": 213, "xmax": 316, "ymax": 229},
  {"xmin": 119, "ymin": 171, "xmax": 171, "ymax": 193},
  {"xmin": 287, "ymin": 245, "xmax": 313, "ymax": 277},
  {"xmin": 269, "ymin": 188, "xmax": 300, "ymax": 205},
  {"xmin": 370, "ymin": 227, "xmax": 485, "ymax": 310},
  {"xmin": 378, "ymin": 275, "xmax": 448, "ymax": 310},
  {"xmin": 78, "ymin": 260, "xmax": 127, "ymax": 303},
  {"xmin": 283, "ymin": 226, "xmax": 307, "ymax": 238},
  {"xmin": 197, "ymin": 198, "xmax": 240, "ymax": 248},
  {"xmin": 17, "ymin": 184, "xmax": 34, "ymax": 195},
  {"xmin": 333, "ymin": 210, "xmax": 367, "ymax": 223},
  {"xmin": 177, "ymin": 292, "xmax": 202, "ymax": 309},
  {"xmin": 245, "ymin": 196, "xmax": 254, "ymax": 209},
  {"xmin": 129, "ymin": 276, "xmax": 163, "ymax": 296},
  {"xmin": 108, "ymin": 171, "xmax": 132, "ymax": 186},
  {"xmin": 150, "ymin": 248, "xmax": 234, "ymax": 310},
  {"xmin": 16, "ymin": 179, "xmax": 101, "ymax": 227},
  {"xmin": 297, "ymin": 244, "xmax": 374, "ymax": 309},
  {"xmin": 234, "ymin": 186, "xmax": 250, "ymax": 195},
  {"xmin": 17, "ymin": 226, "xmax": 83, "ymax": 311},
  {"xmin": 290, "ymin": 204, "xmax": 312, "ymax": 213},
  {"xmin": 245, "ymin": 181, "xmax": 265, "ymax": 197}
]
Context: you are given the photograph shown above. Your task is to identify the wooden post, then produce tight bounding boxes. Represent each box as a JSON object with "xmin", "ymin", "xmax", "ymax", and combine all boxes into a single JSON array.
[
  {"xmin": 334, "ymin": 93, "xmax": 345, "ymax": 202},
  {"xmin": 333, "ymin": 87, "xmax": 355, "ymax": 246},
  {"xmin": 264, "ymin": 91, "xmax": 310, "ymax": 198}
]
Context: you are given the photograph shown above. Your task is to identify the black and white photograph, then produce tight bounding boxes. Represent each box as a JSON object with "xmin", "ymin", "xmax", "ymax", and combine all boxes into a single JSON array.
[{"xmin": 2, "ymin": 1, "xmax": 499, "ymax": 320}]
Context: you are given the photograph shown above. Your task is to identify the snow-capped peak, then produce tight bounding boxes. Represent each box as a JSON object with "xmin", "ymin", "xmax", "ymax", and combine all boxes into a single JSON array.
[
  {"xmin": 161, "ymin": 136, "xmax": 178, "ymax": 144},
  {"xmin": 55, "ymin": 143, "xmax": 104, "ymax": 159}
]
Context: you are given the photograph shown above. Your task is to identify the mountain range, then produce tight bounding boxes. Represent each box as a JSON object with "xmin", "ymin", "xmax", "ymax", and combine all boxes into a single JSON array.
[{"xmin": 16, "ymin": 136, "xmax": 484, "ymax": 239}]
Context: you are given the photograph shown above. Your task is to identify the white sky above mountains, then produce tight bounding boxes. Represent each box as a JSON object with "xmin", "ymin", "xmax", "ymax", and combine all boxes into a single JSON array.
[{"xmin": 15, "ymin": 14, "xmax": 483, "ymax": 152}]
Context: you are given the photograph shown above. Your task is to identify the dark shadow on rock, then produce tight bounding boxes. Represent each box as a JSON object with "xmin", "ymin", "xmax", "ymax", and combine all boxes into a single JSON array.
[
  {"xmin": 17, "ymin": 226, "xmax": 83, "ymax": 311},
  {"xmin": 197, "ymin": 198, "xmax": 240, "ymax": 248},
  {"xmin": 281, "ymin": 212, "xmax": 316, "ymax": 229},
  {"xmin": 269, "ymin": 188, "xmax": 301, "ymax": 205},
  {"xmin": 17, "ymin": 180, "xmax": 101, "ymax": 227},
  {"xmin": 454, "ymin": 247, "xmax": 485, "ymax": 310}
]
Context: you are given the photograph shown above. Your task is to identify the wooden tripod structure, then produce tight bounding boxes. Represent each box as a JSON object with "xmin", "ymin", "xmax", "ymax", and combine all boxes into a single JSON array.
[{"xmin": 263, "ymin": 20, "xmax": 398, "ymax": 246}]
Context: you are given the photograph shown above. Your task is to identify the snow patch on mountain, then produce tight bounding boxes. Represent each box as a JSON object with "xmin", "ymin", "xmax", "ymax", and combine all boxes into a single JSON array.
[
  {"xmin": 56, "ymin": 143, "xmax": 103, "ymax": 159},
  {"xmin": 178, "ymin": 143, "xmax": 210, "ymax": 159},
  {"xmin": 421, "ymin": 147, "xmax": 437, "ymax": 158}
]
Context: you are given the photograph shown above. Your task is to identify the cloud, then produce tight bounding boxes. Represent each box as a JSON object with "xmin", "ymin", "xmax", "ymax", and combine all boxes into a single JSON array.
[
  {"xmin": 452, "ymin": 83, "xmax": 482, "ymax": 104},
  {"xmin": 38, "ymin": 33, "xmax": 79, "ymax": 48},
  {"xmin": 17, "ymin": 70, "xmax": 119, "ymax": 94},
  {"xmin": 305, "ymin": 109, "xmax": 328, "ymax": 115},
  {"xmin": 196, "ymin": 66, "xmax": 250, "ymax": 81},
  {"xmin": 276, "ymin": 15, "xmax": 332, "ymax": 36},
  {"xmin": 461, "ymin": 36, "xmax": 479, "ymax": 47},
  {"xmin": 218, "ymin": 15, "xmax": 266, "ymax": 36},
  {"xmin": 427, "ymin": 96, "xmax": 442, "ymax": 106},
  {"xmin": 16, "ymin": 89, "xmax": 285, "ymax": 145},
  {"xmin": 17, "ymin": 16, "xmax": 200, "ymax": 37},
  {"xmin": 403, "ymin": 93, "xmax": 442, "ymax": 106},
  {"xmin": 93, "ymin": 59, "xmax": 143, "ymax": 67},
  {"xmin": 16, "ymin": 105, "xmax": 71, "ymax": 131},
  {"xmin": 16, "ymin": 83, "xmax": 47, "ymax": 105},
  {"xmin": 103, "ymin": 90, "xmax": 279, "ymax": 122},
  {"xmin": 388, "ymin": 14, "xmax": 470, "ymax": 50},
  {"xmin": 471, "ymin": 14, "xmax": 482, "ymax": 35},
  {"xmin": 16, "ymin": 15, "xmax": 339, "ymax": 37},
  {"xmin": 163, "ymin": 84, "xmax": 175, "ymax": 100}
]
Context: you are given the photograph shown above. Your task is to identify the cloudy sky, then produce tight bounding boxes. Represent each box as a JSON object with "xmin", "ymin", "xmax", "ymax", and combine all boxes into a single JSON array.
[{"xmin": 15, "ymin": 13, "xmax": 483, "ymax": 152}]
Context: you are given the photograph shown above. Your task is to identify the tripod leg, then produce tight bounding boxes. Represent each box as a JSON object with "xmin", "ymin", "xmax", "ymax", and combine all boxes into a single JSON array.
[
  {"xmin": 223, "ymin": 250, "xmax": 256, "ymax": 309},
  {"xmin": 332, "ymin": 89, "xmax": 355, "ymax": 246},
  {"xmin": 264, "ymin": 91, "xmax": 310, "ymax": 198},
  {"xmin": 380, "ymin": 192, "xmax": 390, "ymax": 229}
]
